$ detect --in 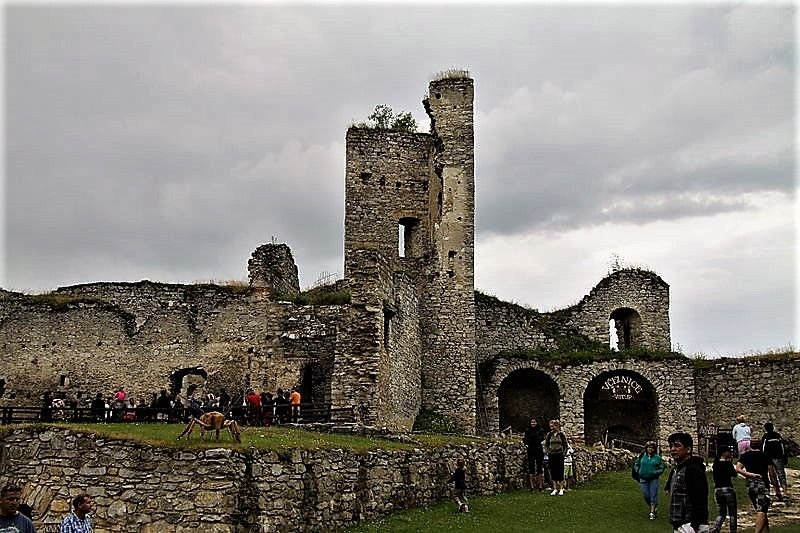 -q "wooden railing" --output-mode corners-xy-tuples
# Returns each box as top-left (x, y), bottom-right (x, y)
(0, 404), (354, 426)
